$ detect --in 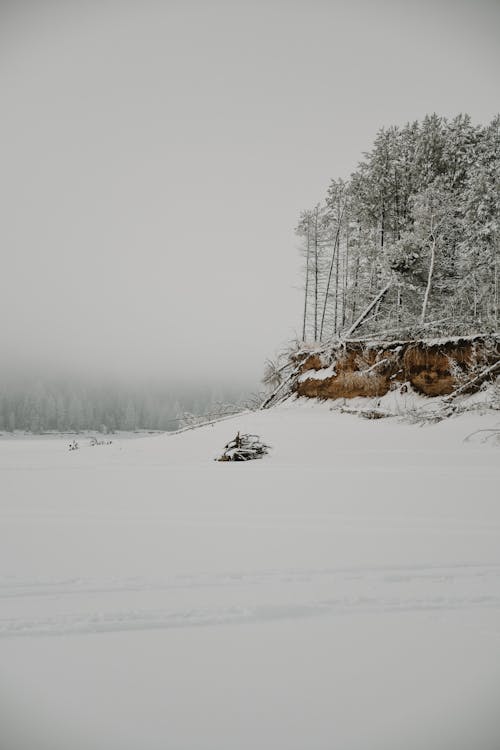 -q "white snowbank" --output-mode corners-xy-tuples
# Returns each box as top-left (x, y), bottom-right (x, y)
(297, 363), (337, 382)
(288, 380), (499, 420)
